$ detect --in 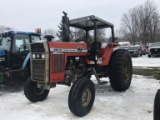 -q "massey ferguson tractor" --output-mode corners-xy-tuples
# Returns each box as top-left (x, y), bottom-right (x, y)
(0, 30), (41, 85)
(24, 12), (132, 117)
